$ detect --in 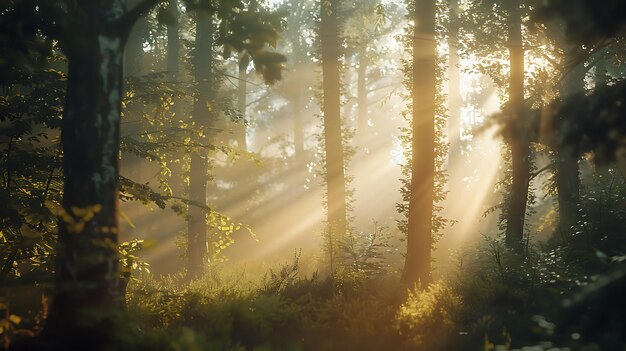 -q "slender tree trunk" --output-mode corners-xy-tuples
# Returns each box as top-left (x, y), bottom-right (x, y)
(237, 55), (248, 151)
(166, 0), (182, 142)
(187, 11), (214, 278)
(556, 46), (584, 236)
(320, 0), (348, 269)
(167, 0), (180, 80)
(45, 0), (126, 343)
(505, 0), (529, 253)
(447, 0), (462, 171)
(125, 0), (146, 78)
(402, 0), (436, 288)
(122, 0), (148, 182)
